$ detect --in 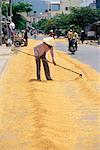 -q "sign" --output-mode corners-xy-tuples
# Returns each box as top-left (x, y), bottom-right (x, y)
(87, 31), (96, 37)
